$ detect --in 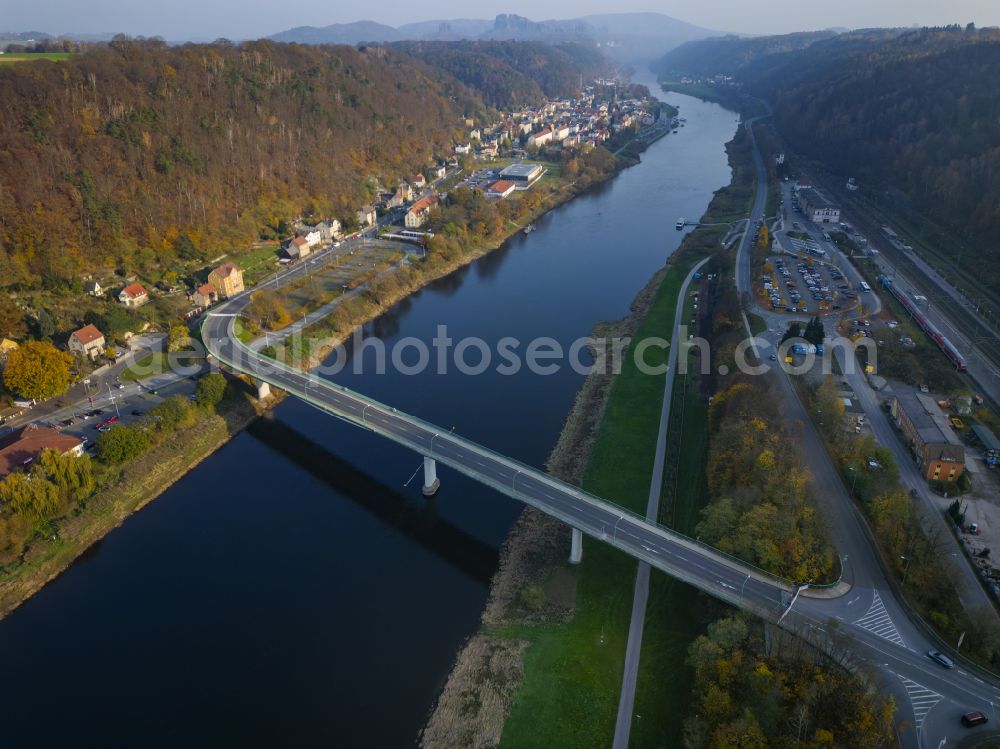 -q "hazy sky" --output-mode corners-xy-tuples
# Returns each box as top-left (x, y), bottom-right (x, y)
(5, 0), (1000, 41)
